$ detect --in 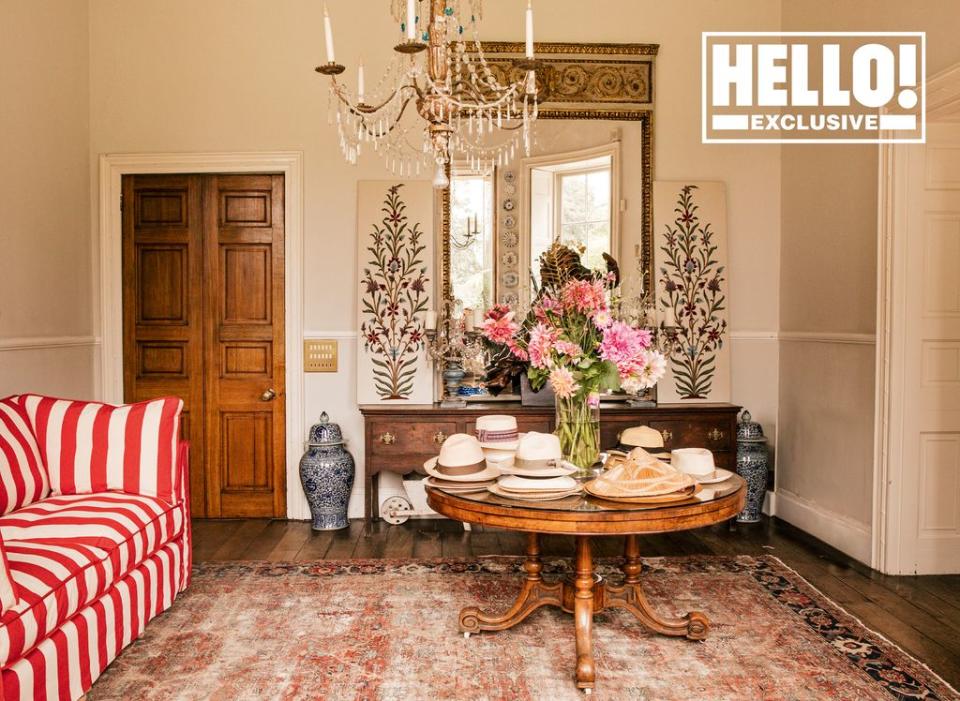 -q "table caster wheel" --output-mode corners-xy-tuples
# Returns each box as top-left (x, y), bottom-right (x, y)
(463, 632), (471, 639)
